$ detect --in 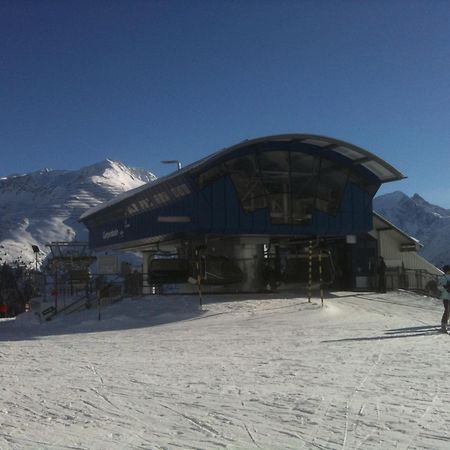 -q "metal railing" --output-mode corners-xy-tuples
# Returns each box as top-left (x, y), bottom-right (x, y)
(29, 265), (443, 321)
(37, 273), (135, 320)
(385, 267), (440, 296)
